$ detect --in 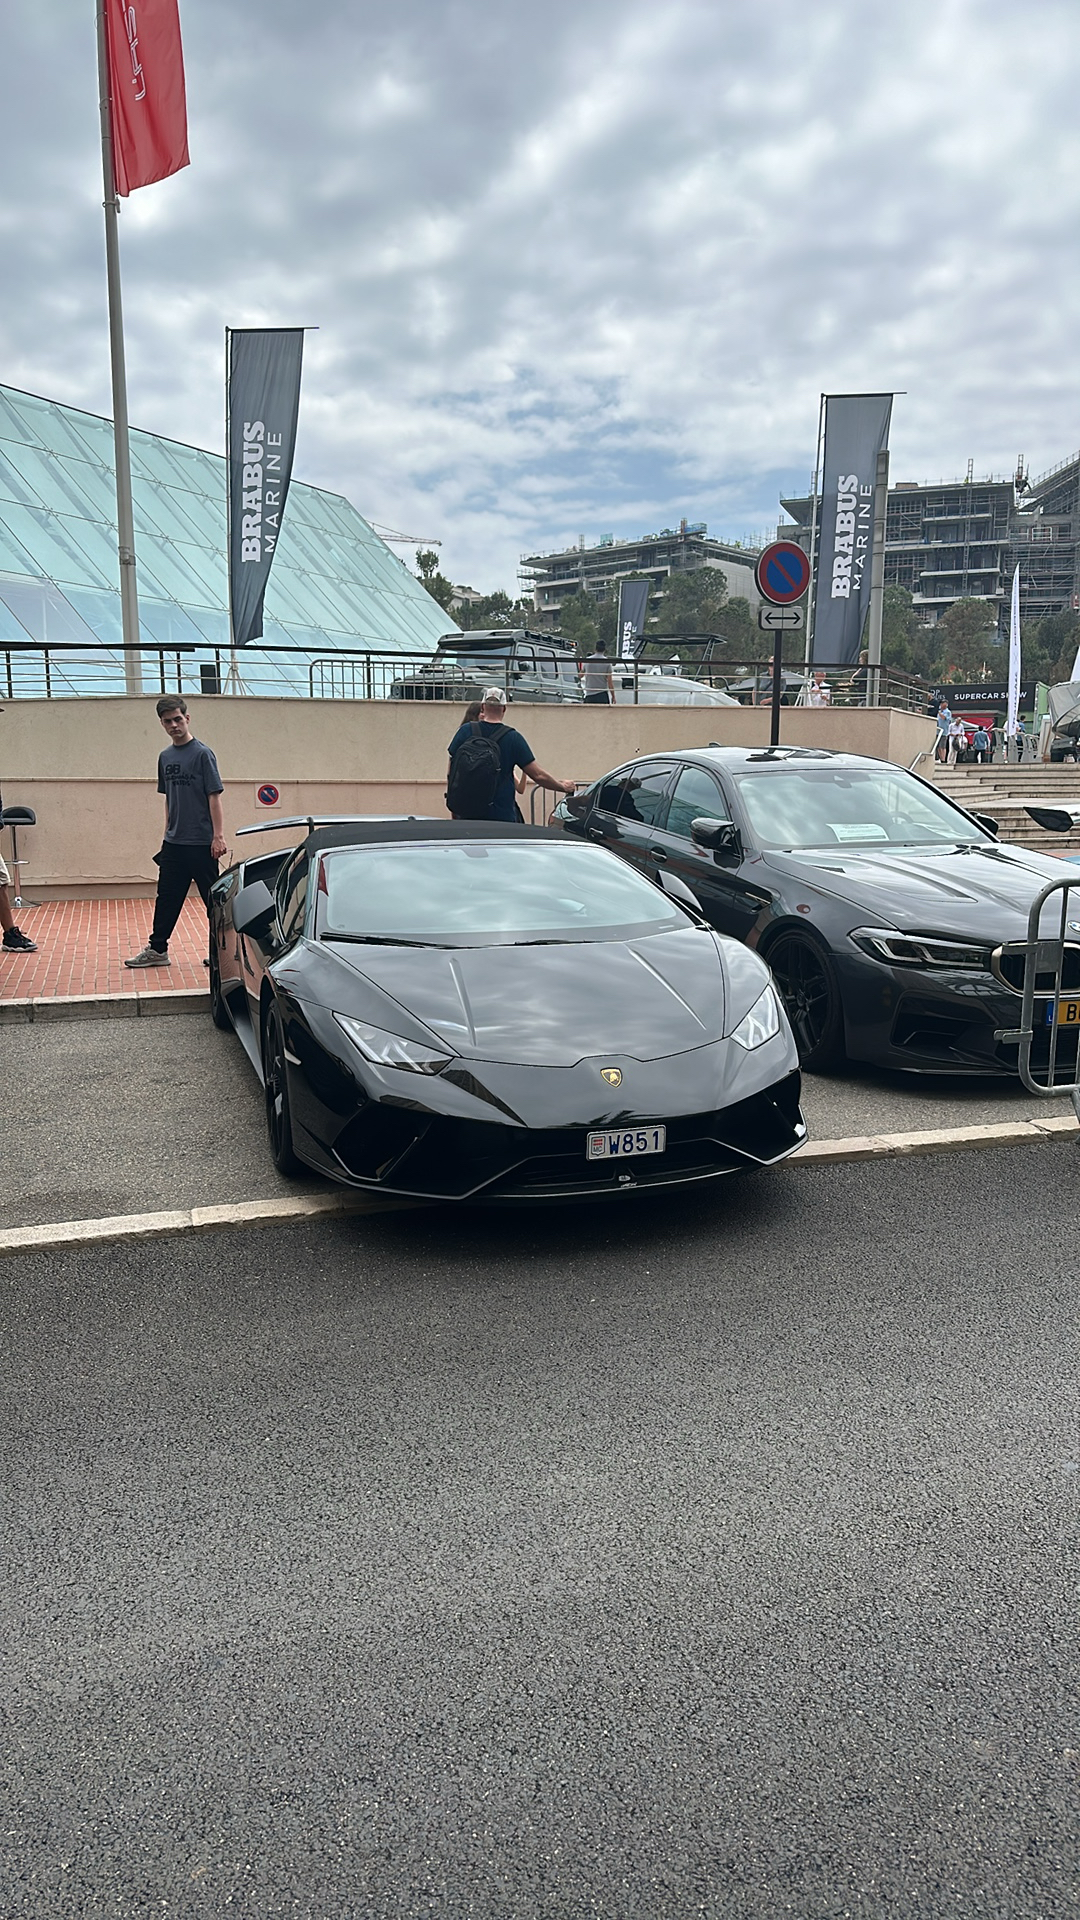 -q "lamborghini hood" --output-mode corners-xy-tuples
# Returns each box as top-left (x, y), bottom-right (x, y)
(320, 929), (744, 1066)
